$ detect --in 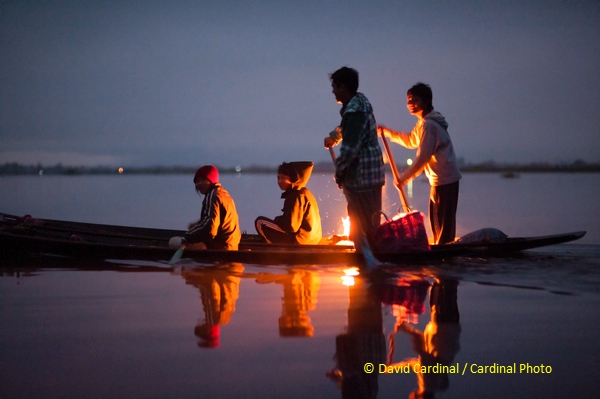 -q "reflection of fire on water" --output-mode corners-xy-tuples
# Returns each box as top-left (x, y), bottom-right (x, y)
(341, 267), (360, 286)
